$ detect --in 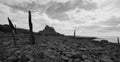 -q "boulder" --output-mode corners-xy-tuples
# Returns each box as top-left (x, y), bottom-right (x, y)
(74, 58), (81, 62)
(61, 55), (69, 60)
(100, 55), (113, 62)
(7, 56), (17, 62)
